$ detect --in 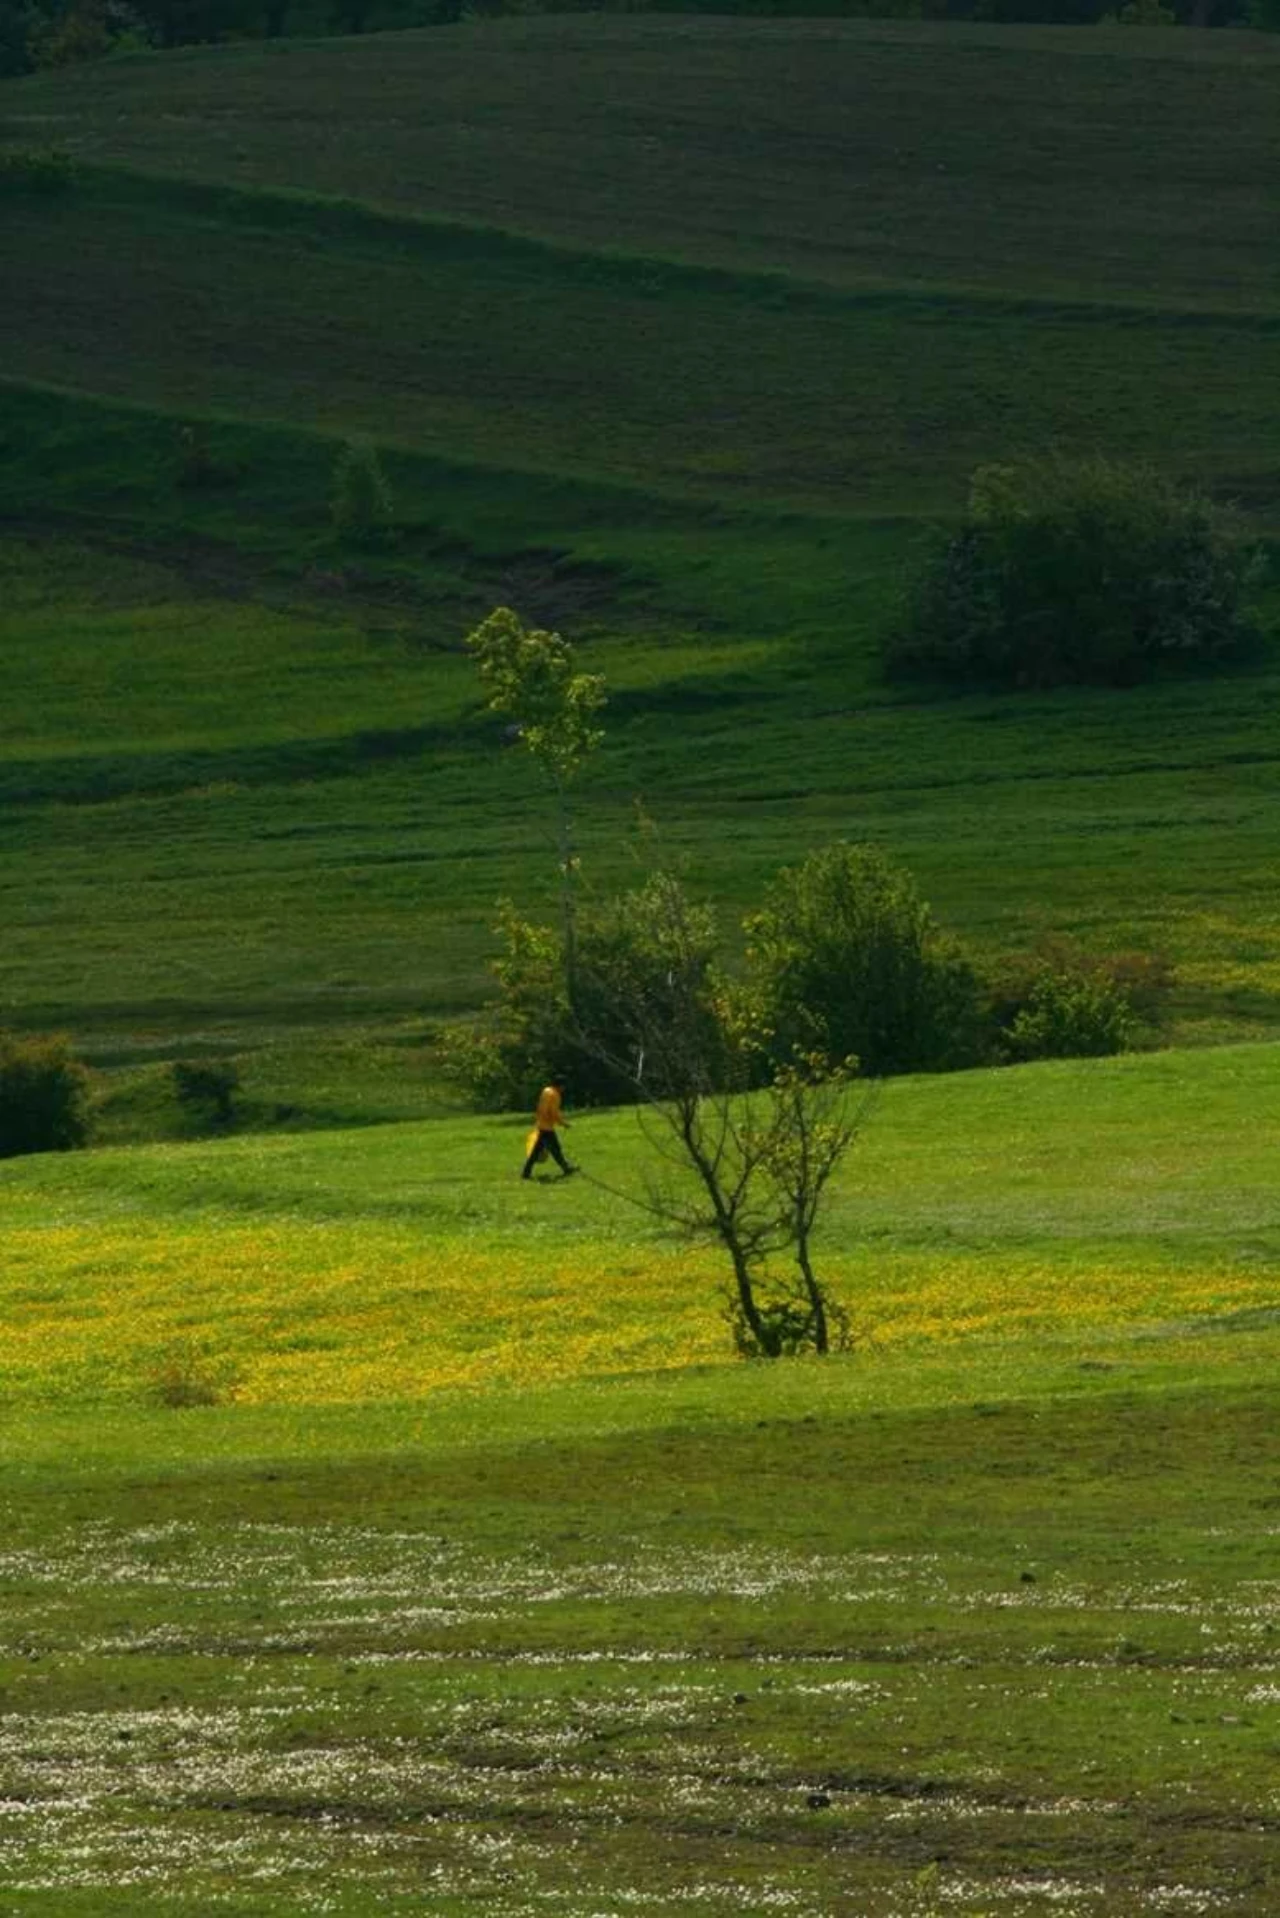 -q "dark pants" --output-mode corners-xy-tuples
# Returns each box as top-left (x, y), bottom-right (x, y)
(522, 1129), (570, 1178)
